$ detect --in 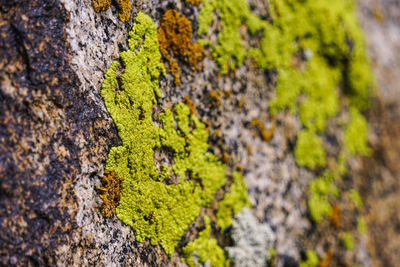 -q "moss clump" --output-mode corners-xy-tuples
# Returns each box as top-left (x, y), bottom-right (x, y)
(158, 9), (205, 86)
(101, 12), (226, 257)
(308, 171), (339, 223)
(182, 216), (229, 267)
(295, 129), (326, 169)
(216, 172), (251, 232)
(341, 232), (354, 251)
(99, 170), (124, 218)
(300, 250), (319, 267)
